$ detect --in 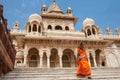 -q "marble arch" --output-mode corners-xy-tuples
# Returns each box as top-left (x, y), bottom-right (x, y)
(27, 48), (40, 67)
